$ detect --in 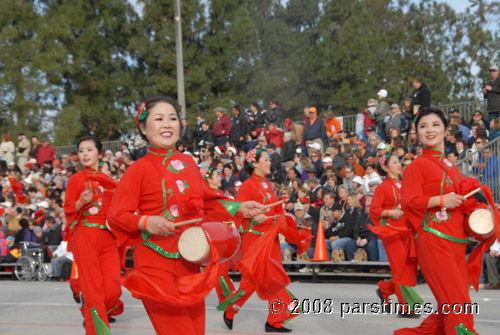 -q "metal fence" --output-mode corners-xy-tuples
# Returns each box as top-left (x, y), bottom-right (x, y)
(55, 141), (123, 157)
(456, 136), (500, 203)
